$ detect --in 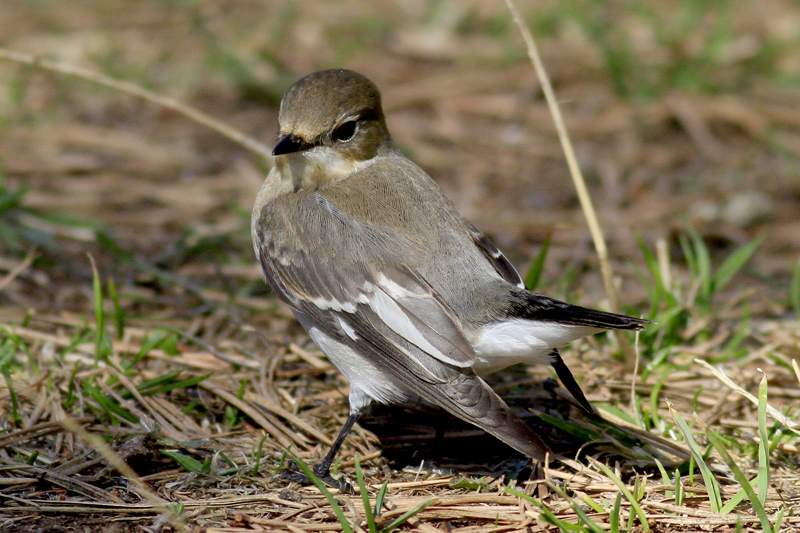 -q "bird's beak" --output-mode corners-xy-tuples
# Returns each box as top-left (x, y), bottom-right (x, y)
(273, 134), (314, 156)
